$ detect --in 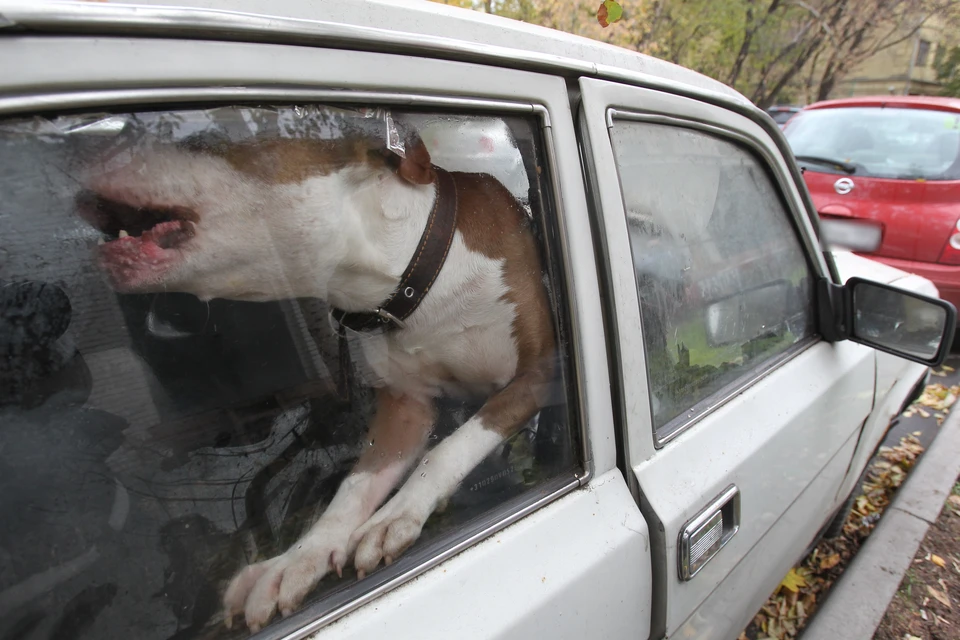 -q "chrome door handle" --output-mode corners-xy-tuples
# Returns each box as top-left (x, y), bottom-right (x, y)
(678, 485), (740, 580)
